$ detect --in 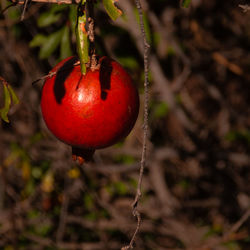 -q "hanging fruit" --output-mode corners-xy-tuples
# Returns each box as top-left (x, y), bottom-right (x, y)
(40, 56), (139, 163)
